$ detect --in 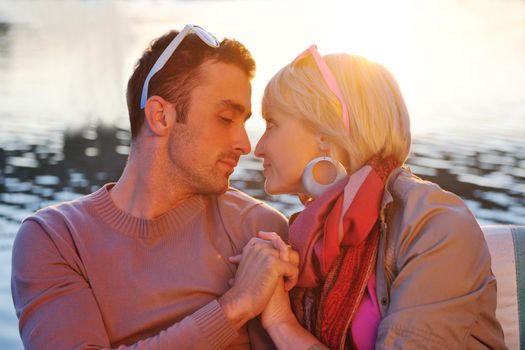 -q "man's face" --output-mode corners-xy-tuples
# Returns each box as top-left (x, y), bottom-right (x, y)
(167, 61), (252, 194)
